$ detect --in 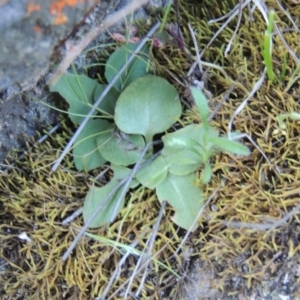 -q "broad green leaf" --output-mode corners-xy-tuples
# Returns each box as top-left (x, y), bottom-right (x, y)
(156, 173), (204, 231)
(115, 75), (181, 143)
(50, 73), (120, 124)
(202, 162), (212, 184)
(94, 84), (120, 116)
(136, 155), (168, 189)
(50, 73), (98, 124)
(97, 128), (145, 166)
(209, 137), (250, 155)
(73, 119), (110, 171)
(83, 165), (137, 228)
(105, 43), (150, 91)
(190, 87), (209, 127)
